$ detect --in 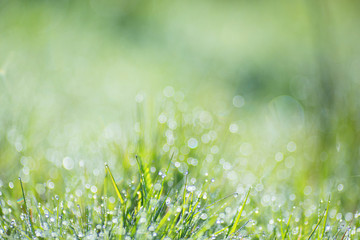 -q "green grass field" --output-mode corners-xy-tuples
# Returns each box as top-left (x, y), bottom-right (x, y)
(1, 0), (360, 239)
